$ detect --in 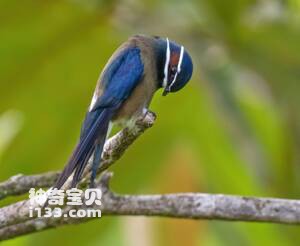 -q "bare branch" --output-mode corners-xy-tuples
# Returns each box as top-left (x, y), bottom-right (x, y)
(1, 172), (300, 241)
(0, 172), (59, 200)
(1, 110), (300, 241)
(0, 111), (156, 200)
